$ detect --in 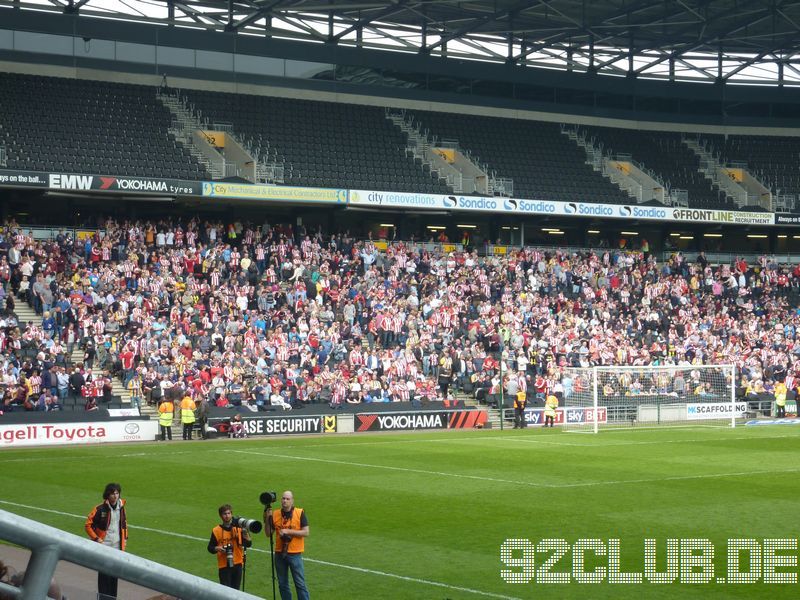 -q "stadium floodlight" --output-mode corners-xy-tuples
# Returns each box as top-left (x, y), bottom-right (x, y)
(562, 365), (738, 433)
